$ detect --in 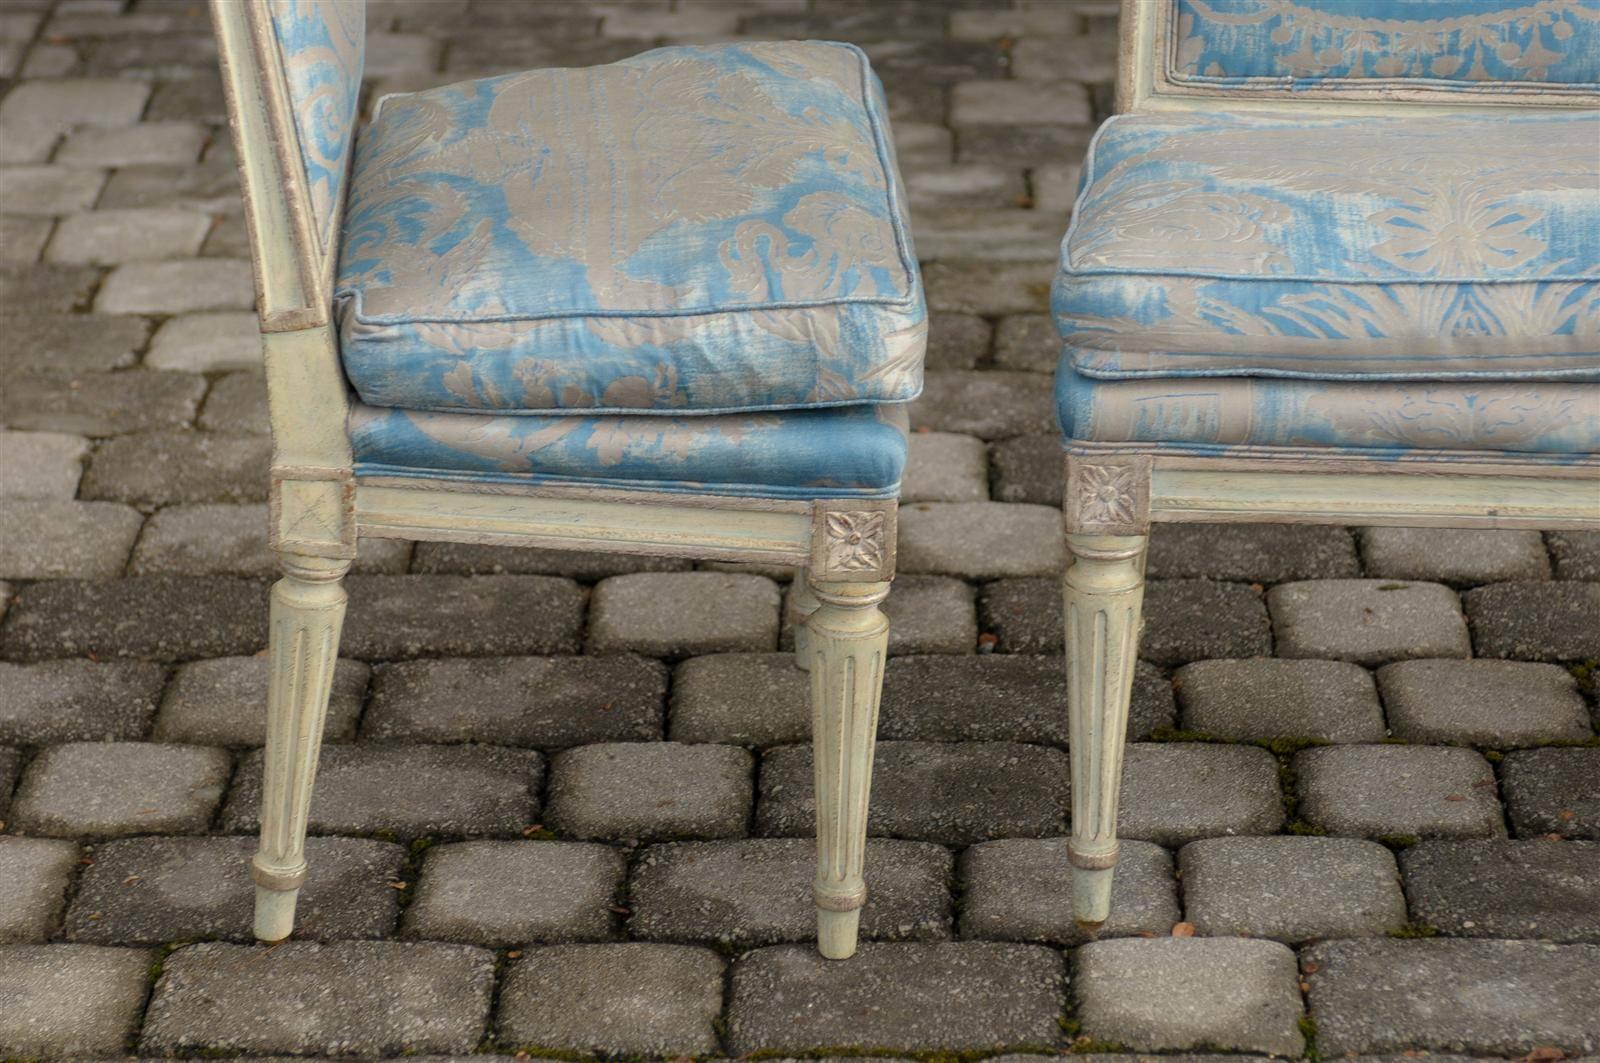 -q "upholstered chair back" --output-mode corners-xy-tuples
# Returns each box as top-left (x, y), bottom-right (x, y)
(1124, 0), (1600, 110)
